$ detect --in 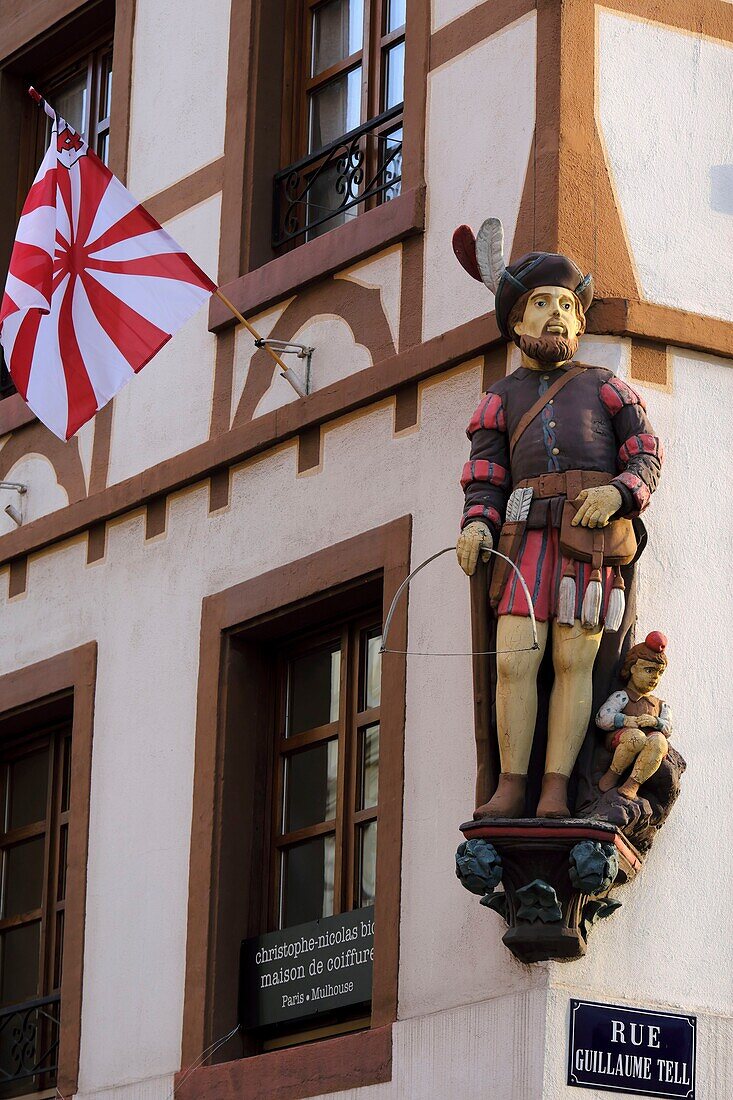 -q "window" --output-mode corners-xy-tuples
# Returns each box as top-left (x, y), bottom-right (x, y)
(273, 0), (406, 247)
(183, 520), (409, 1090)
(36, 43), (113, 165)
(0, 8), (114, 404)
(0, 724), (70, 1095)
(273, 618), (382, 932)
(0, 643), (96, 1100)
